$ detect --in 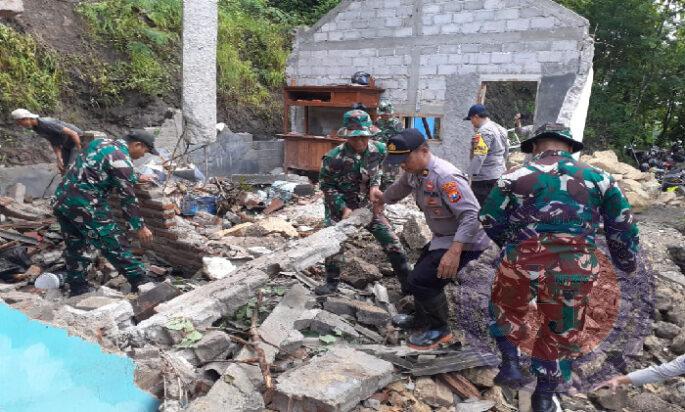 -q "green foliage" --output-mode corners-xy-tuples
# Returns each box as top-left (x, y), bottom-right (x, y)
(76, 0), (292, 108)
(556, 0), (685, 149)
(268, 0), (342, 25)
(0, 24), (61, 114)
(166, 317), (204, 348)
